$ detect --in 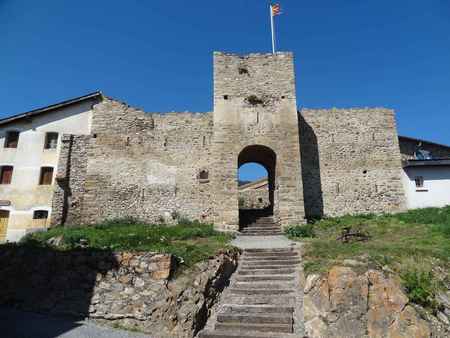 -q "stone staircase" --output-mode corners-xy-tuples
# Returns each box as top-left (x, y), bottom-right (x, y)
(240, 216), (282, 236)
(199, 248), (302, 338)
